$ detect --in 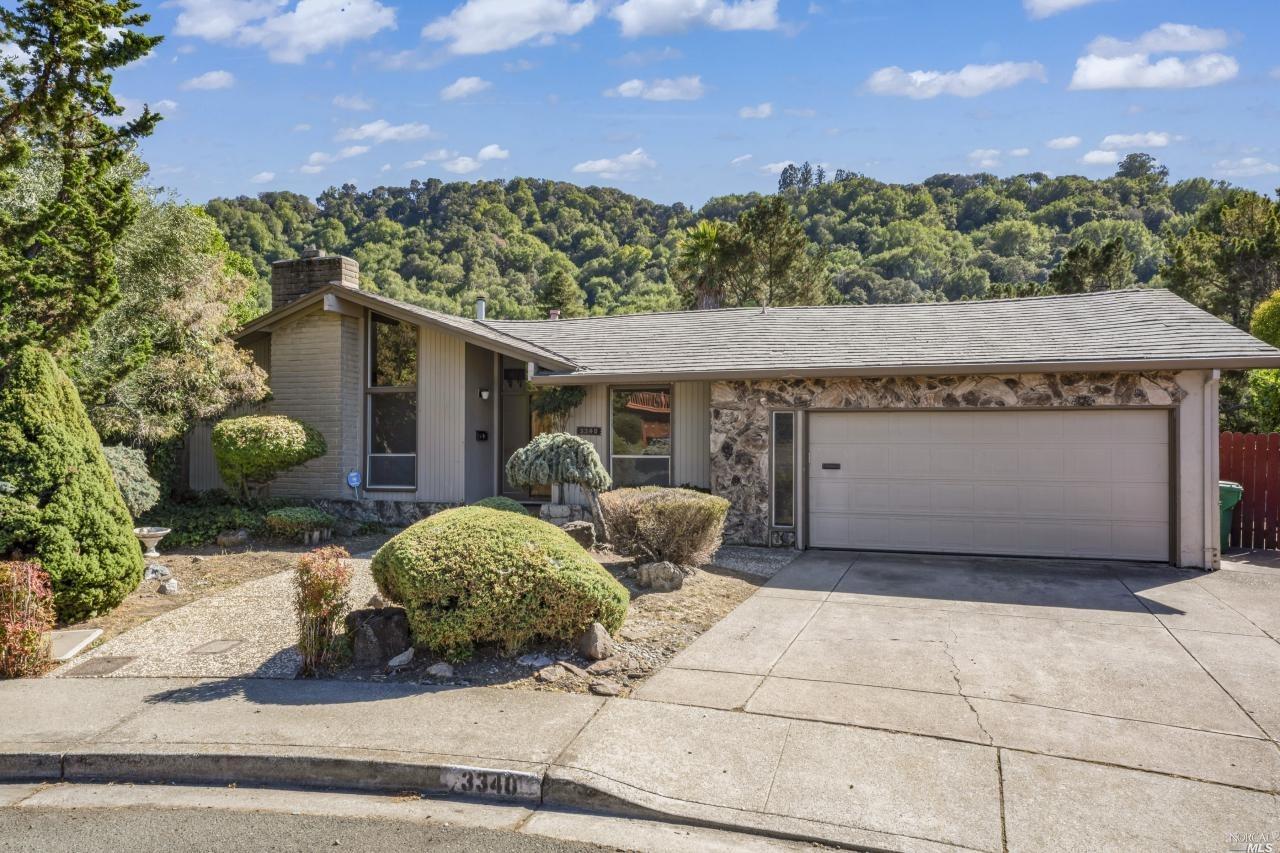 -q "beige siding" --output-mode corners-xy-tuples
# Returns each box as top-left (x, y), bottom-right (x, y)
(419, 323), (466, 503)
(186, 421), (227, 492)
(673, 380), (711, 488)
(563, 384), (610, 505)
(270, 310), (355, 499)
